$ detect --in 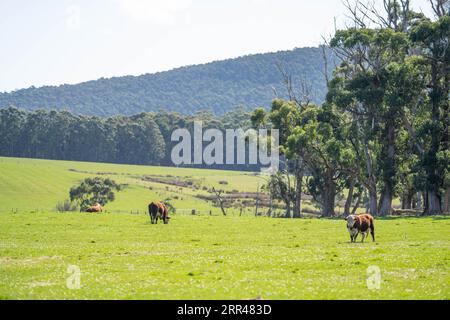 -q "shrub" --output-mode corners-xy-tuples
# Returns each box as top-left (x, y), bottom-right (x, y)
(69, 177), (122, 211)
(56, 199), (78, 212)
